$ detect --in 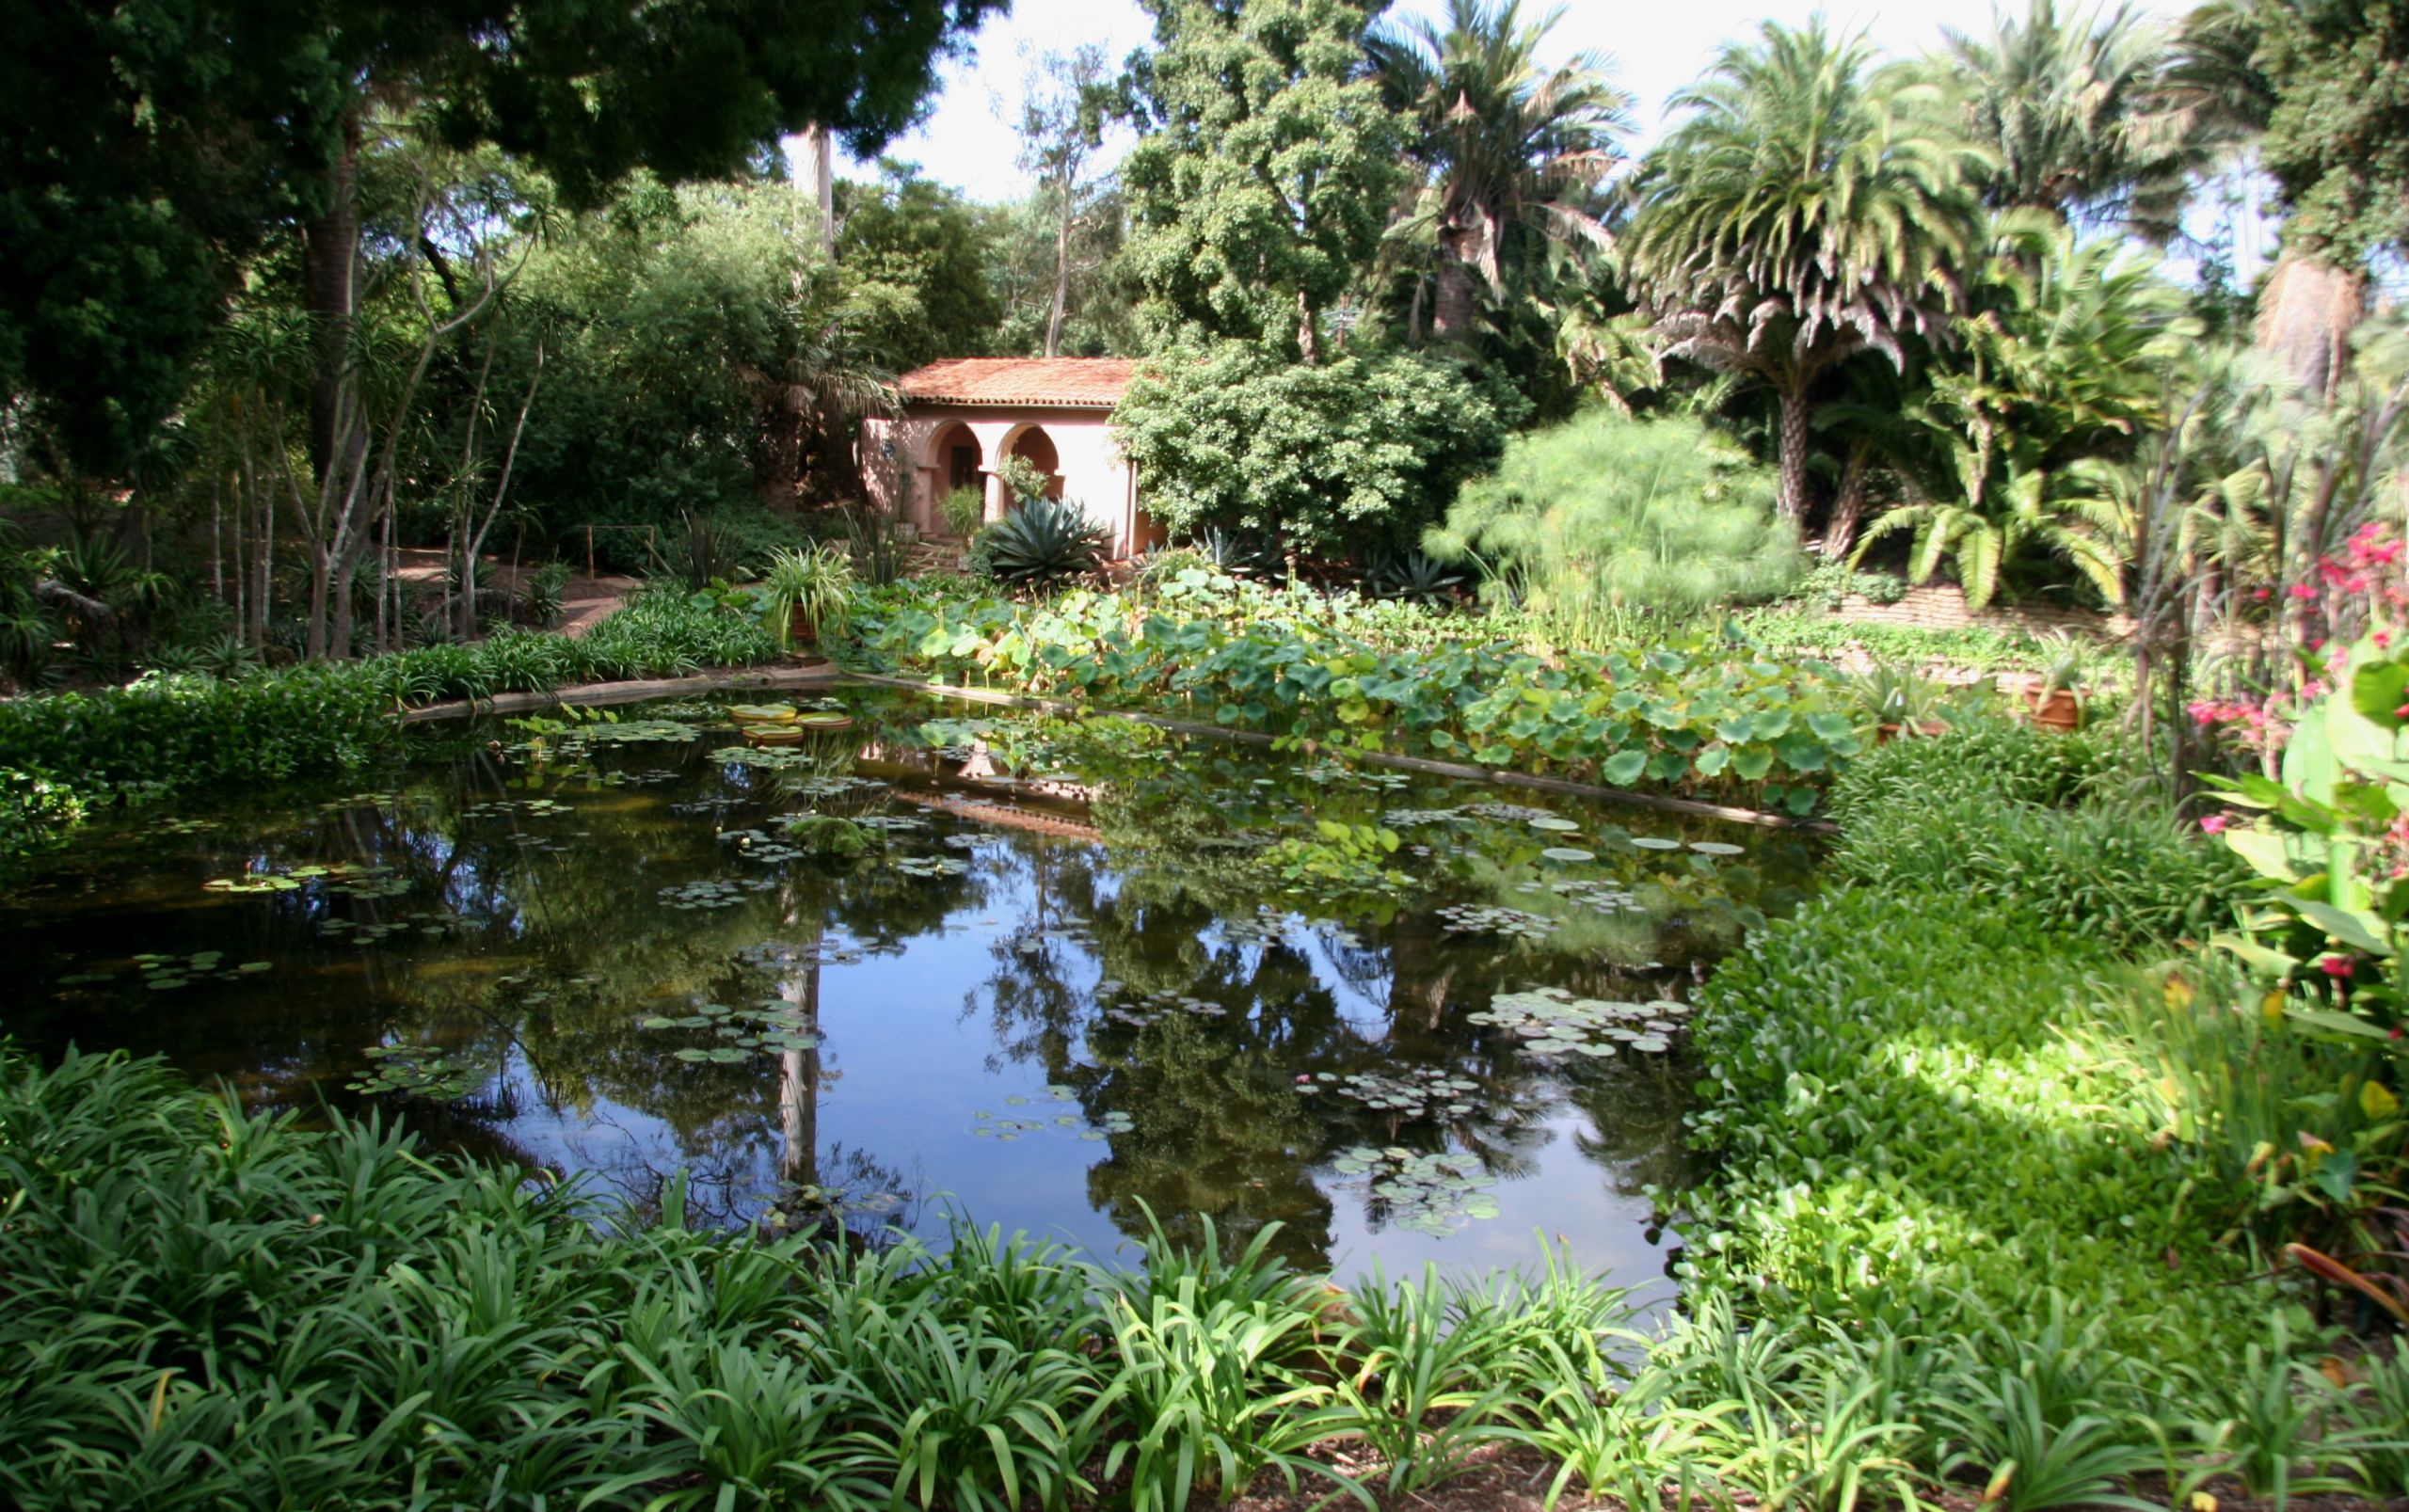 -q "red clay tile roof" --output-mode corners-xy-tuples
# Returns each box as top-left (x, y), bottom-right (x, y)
(897, 358), (1138, 409)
